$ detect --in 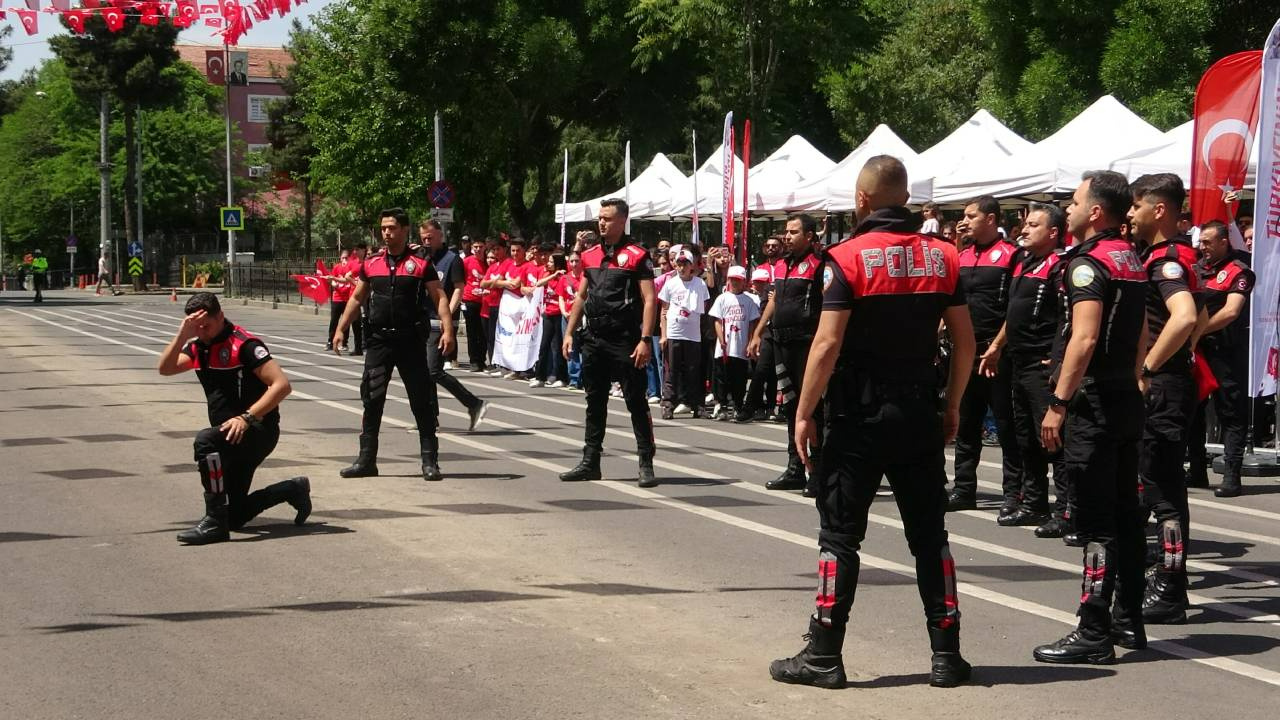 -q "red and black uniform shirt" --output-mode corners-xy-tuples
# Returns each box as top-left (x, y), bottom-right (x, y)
(770, 247), (825, 338)
(461, 254), (486, 303)
(181, 323), (278, 427)
(823, 207), (965, 384)
(958, 237), (1019, 343)
(1051, 231), (1147, 384)
(1140, 237), (1201, 370)
(1199, 250), (1255, 353)
(1004, 249), (1063, 358)
(359, 246), (436, 330)
(581, 238), (654, 338)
